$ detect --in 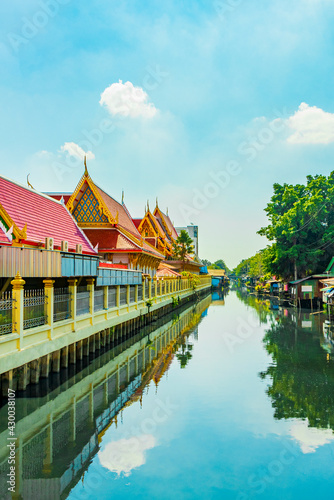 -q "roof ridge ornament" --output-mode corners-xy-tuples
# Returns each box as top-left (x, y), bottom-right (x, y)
(122, 190), (124, 204)
(84, 156), (88, 176)
(27, 174), (35, 190)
